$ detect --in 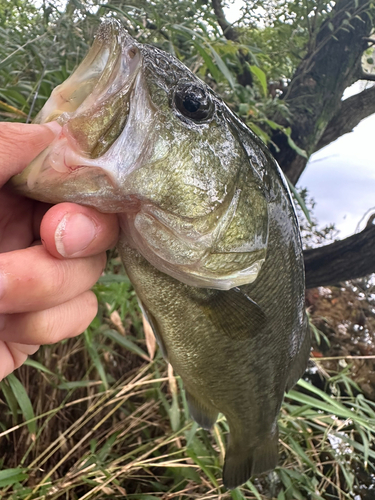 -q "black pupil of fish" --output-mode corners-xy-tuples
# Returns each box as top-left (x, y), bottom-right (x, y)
(183, 95), (201, 113)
